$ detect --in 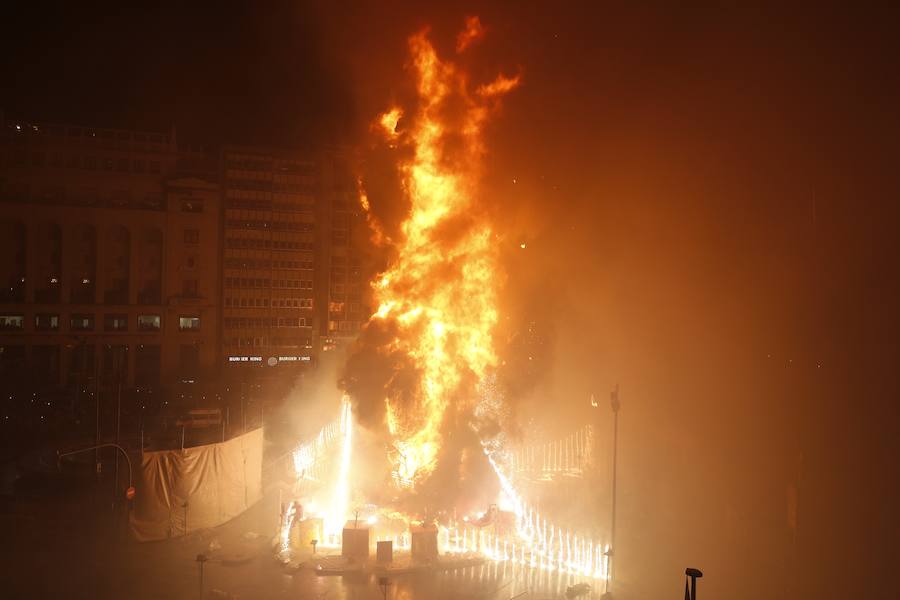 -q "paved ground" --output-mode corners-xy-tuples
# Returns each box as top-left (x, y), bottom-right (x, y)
(0, 437), (611, 600)
(1, 469), (607, 600)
